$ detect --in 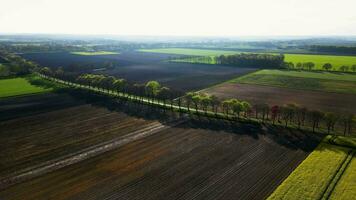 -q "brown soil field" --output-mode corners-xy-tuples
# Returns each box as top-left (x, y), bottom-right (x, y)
(0, 93), (158, 177)
(23, 51), (256, 92)
(0, 120), (321, 200)
(204, 83), (356, 114)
